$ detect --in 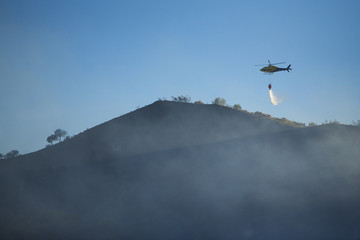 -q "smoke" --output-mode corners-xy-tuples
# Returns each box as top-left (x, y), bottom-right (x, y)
(269, 89), (284, 105)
